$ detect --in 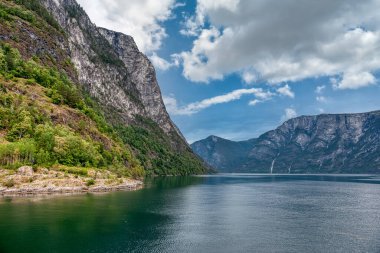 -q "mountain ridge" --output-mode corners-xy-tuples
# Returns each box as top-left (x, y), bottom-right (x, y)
(192, 110), (380, 173)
